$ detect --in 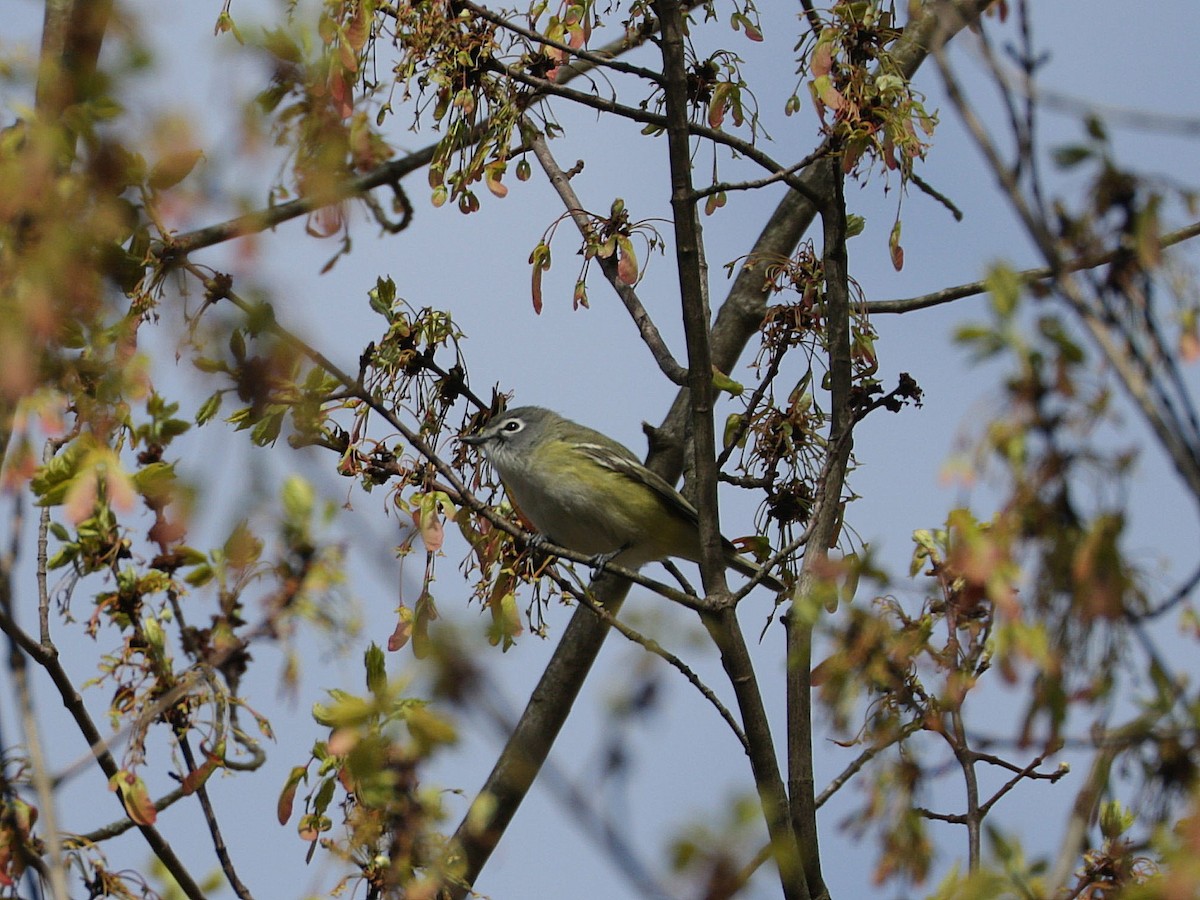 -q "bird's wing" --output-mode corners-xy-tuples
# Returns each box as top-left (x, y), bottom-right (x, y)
(575, 441), (701, 525)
